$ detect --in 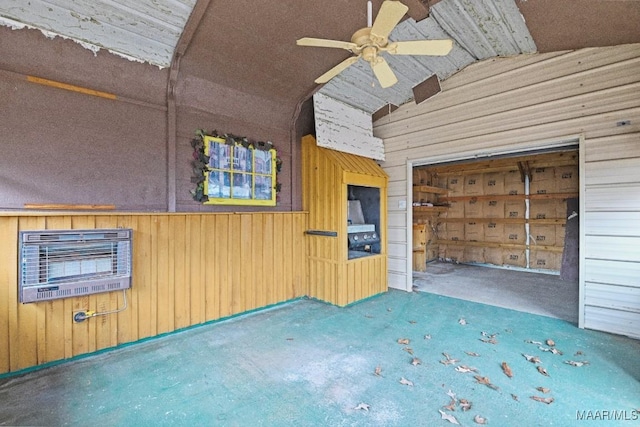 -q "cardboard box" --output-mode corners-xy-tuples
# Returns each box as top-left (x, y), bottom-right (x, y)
(464, 246), (485, 264)
(504, 223), (525, 244)
(448, 175), (464, 196)
(504, 170), (524, 195)
(445, 222), (464, 242)
(504, 200), (525, 219)
(556, 166), (579, 192)
(465, 221), (485, 242)
(530, 250), (560, 271)
(484, 222), (504, 242)
(465, 173), (484, 195)
(530, 167), (556, 195)
(484, 199), (505, 218)
(484, 247), (503, 265)
(465, 198), (483, 217)
(529, 224), (557, 246)
(447, 200), (465, 218)
(529, 200), (561, 220)
(503, 249), (526, 267)
(483, 172), (505, 195)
